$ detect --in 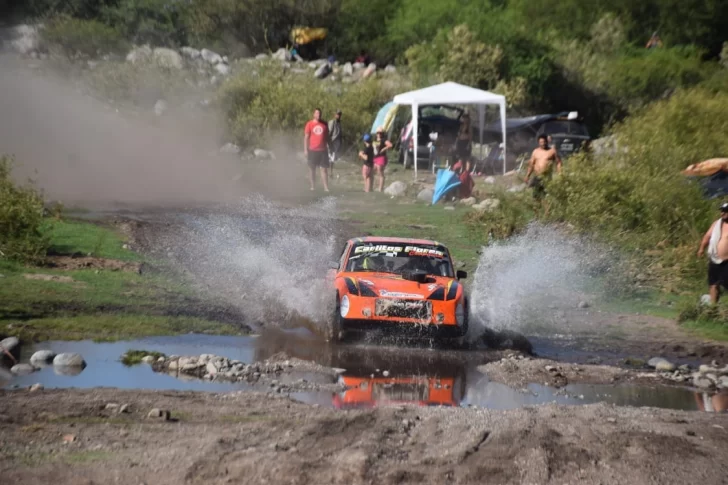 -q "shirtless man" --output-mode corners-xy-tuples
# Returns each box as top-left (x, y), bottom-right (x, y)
(525, 134), (562, 199)
(697, 202), (728, 303)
